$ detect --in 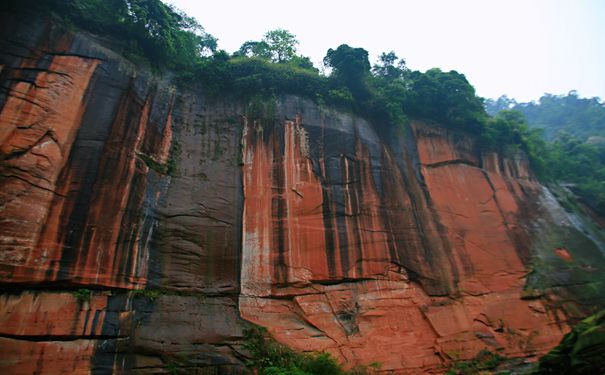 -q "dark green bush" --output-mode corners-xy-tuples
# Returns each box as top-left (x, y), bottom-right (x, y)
(72, 288), (92, 304)
(446, 349), (504, 375)
(244, 326), (344, 375)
